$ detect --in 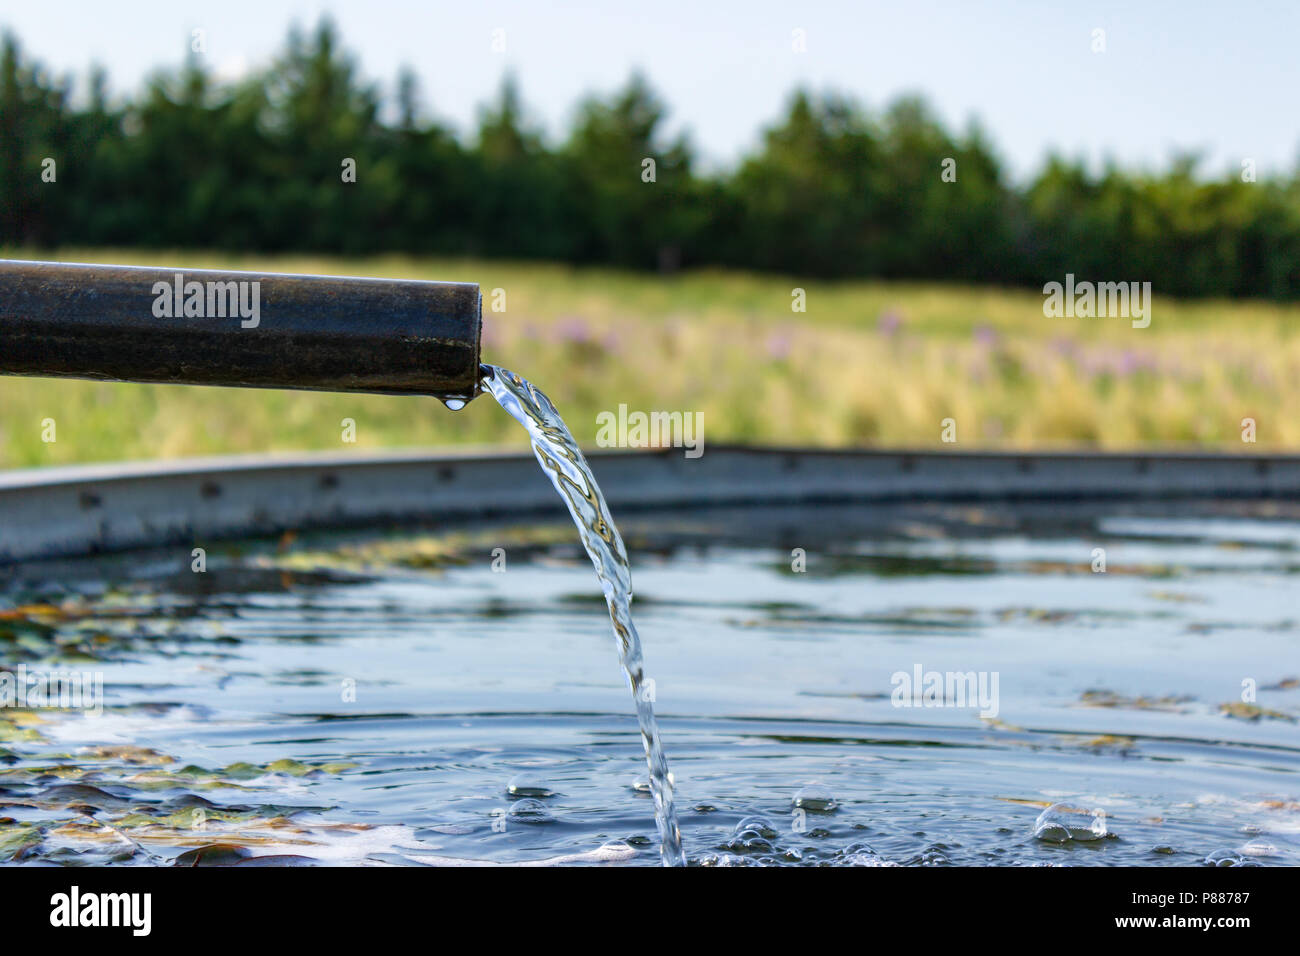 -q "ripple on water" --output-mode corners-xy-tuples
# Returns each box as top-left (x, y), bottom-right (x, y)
(5, 499), (1300, 867)
(506, 798), (555, 824)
